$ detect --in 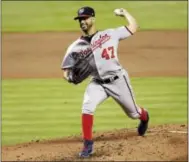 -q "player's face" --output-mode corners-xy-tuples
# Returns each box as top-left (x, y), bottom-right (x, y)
(78, 17), (94, 32)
